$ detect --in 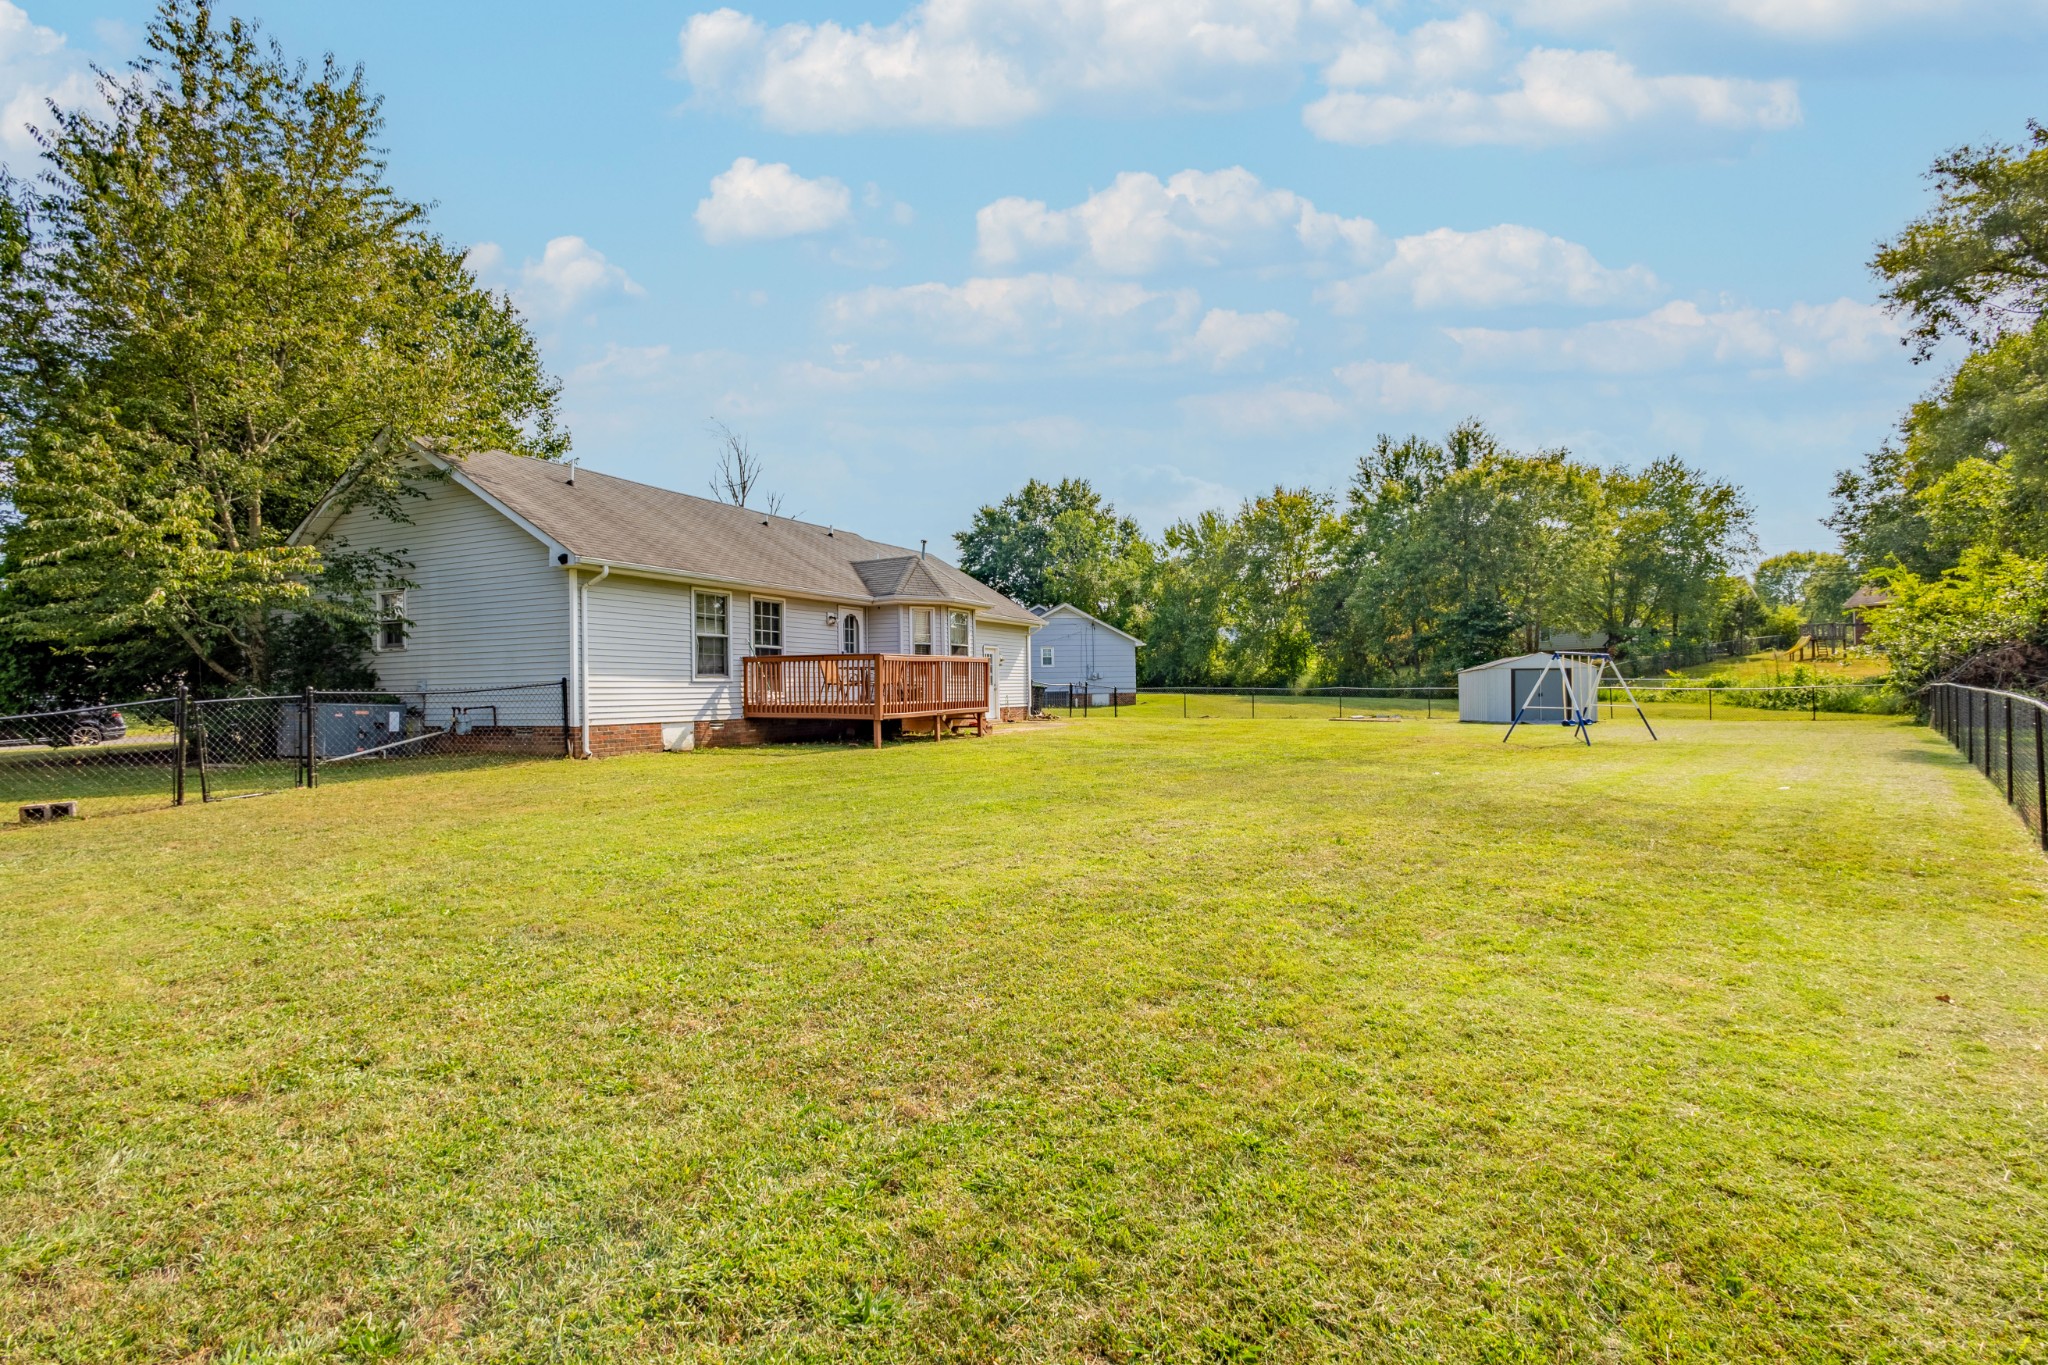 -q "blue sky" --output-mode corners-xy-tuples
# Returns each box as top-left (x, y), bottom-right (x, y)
(9, 1), (2048, 556)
